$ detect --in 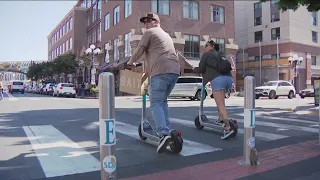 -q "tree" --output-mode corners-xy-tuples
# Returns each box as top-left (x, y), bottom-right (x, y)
(52, 53), (78, 76)
(260, 0), (320, 12)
